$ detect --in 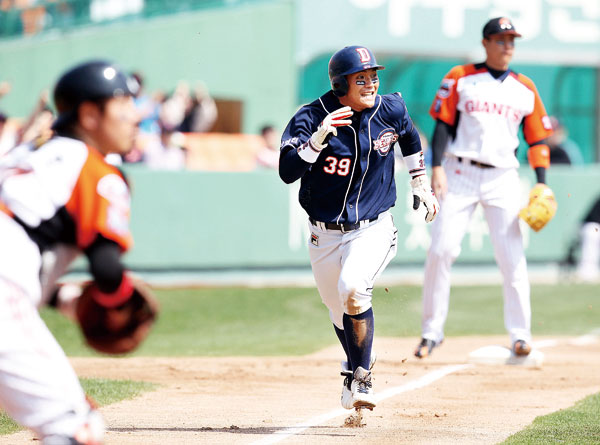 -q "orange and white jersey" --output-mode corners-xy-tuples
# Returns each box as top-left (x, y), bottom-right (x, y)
(0, 136), (132, 252)
(430, 63), (553, 168)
